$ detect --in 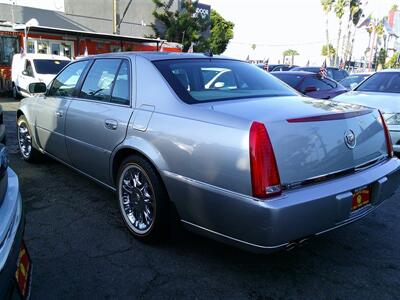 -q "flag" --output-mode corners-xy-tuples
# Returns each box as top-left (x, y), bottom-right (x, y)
(187, 42), (194, 53)
(357, 16), (372, 28)
(263, 58), (269, 71)
(339, 59), (345, 70)
(306, 60), (310, 67)
(319, 60), (328, 77)
(246, 54), (250, 62)
(83, 46), (88, 57)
